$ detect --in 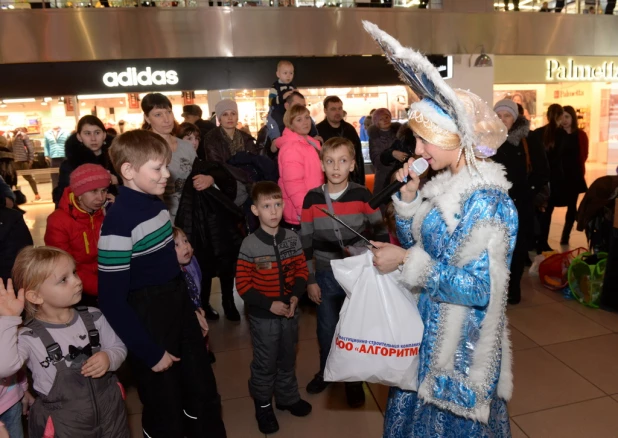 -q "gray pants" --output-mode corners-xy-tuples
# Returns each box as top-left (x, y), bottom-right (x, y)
(248, 314), (300, 405)
(14, 161), (38, 195)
